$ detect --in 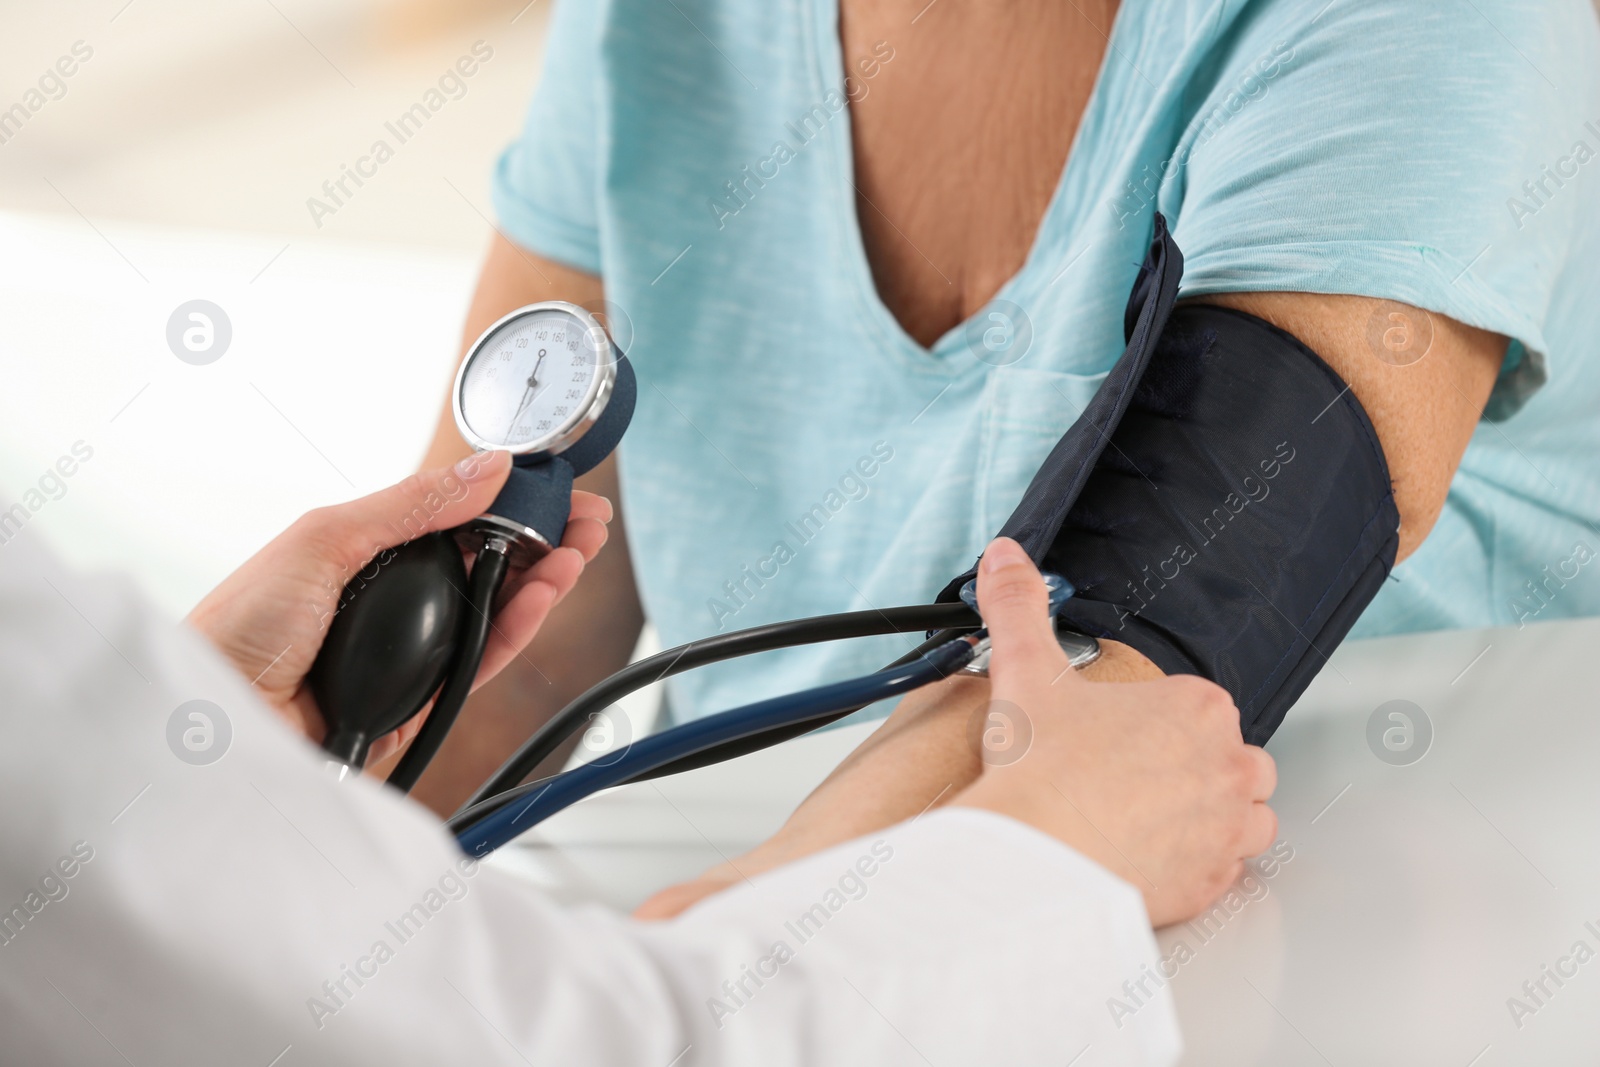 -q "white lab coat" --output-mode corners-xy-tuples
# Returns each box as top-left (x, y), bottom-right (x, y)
(0, 527), (1181, 1065)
